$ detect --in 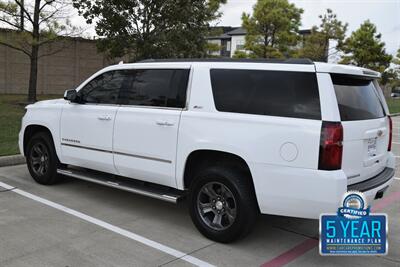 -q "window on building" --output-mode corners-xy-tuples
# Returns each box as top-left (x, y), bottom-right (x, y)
(226, 41), (231, 51)
(236, 40), (245, 51)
